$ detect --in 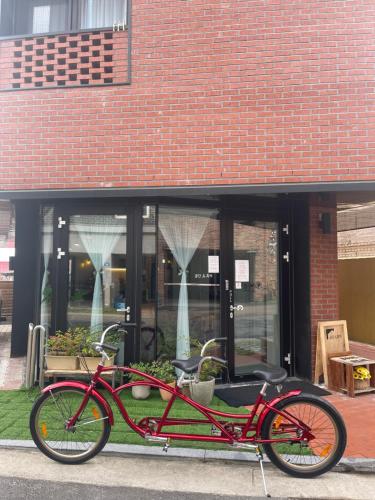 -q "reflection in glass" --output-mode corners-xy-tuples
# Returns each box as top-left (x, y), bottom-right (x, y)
(140, 206), (157, 361)
(158, 206), (220, 360)
(67, 215), (127, 332)
(79, 0), (126, 29)
(40, 207), (54, 331)
(233, 221), (280, 376)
